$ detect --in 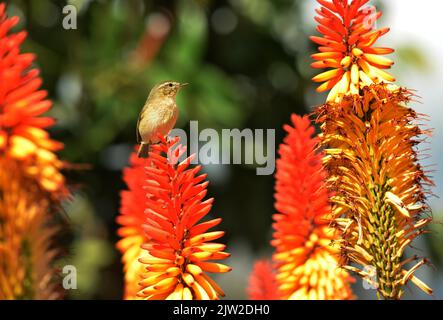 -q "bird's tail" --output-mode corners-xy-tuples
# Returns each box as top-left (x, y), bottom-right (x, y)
(137, 142), (151, 158)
